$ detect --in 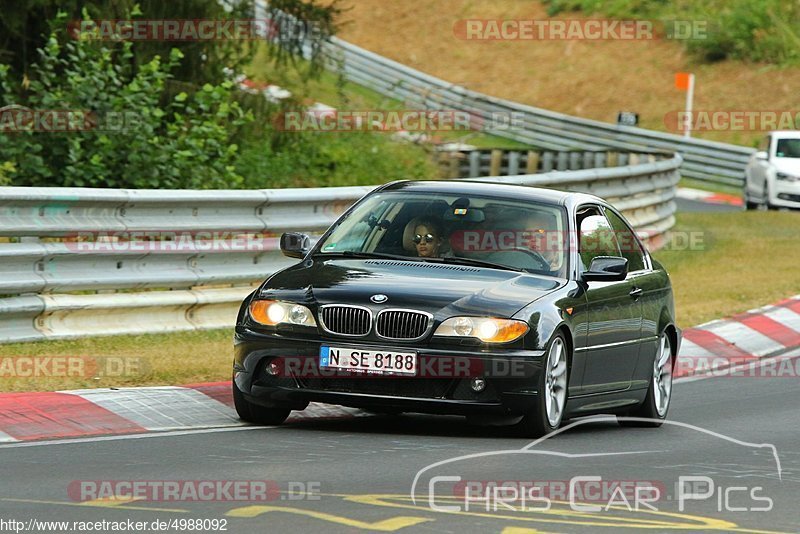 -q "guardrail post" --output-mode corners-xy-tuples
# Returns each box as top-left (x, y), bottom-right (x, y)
(607, 151), (619, 167)
(508, 151), (520, 176)
(490, 149), (503, 177)
(595, 152), (606, 168)
(557, 152), (569, 171)
(542, 152), (555, 172)
(569, 152), (581, 170)
(583, 152), (593, 169)
(526, 151), (540, 174)
(469, 151), (481, 177)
